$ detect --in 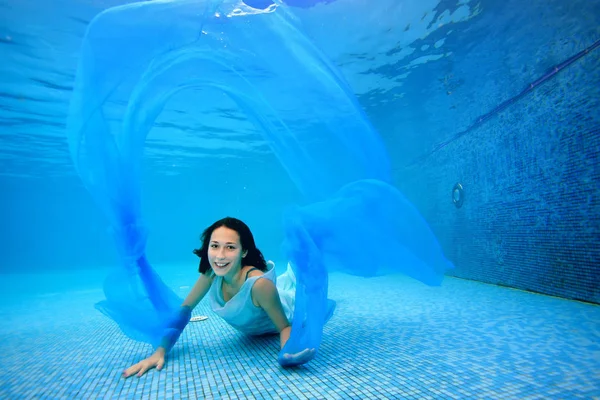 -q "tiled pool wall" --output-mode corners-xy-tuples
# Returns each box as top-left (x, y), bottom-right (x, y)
(391, 43), (600, 304)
